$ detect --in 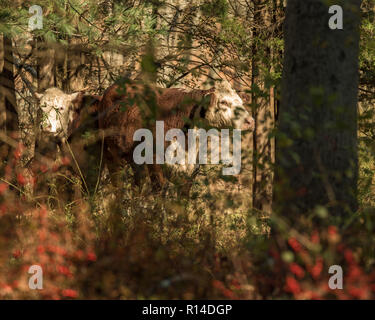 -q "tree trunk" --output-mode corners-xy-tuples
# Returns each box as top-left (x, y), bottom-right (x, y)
(36, 39), (55, 143)
(274, 0), (361, 224)
(37, 40), (55, 92)
(251, 0), (274, 214)
(0, 35), (19, 134)
(0, 34), (19, 191)
(68, 38), (84, 92)
(33, 39), (57, 197)
(0, 34), (19, 156)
